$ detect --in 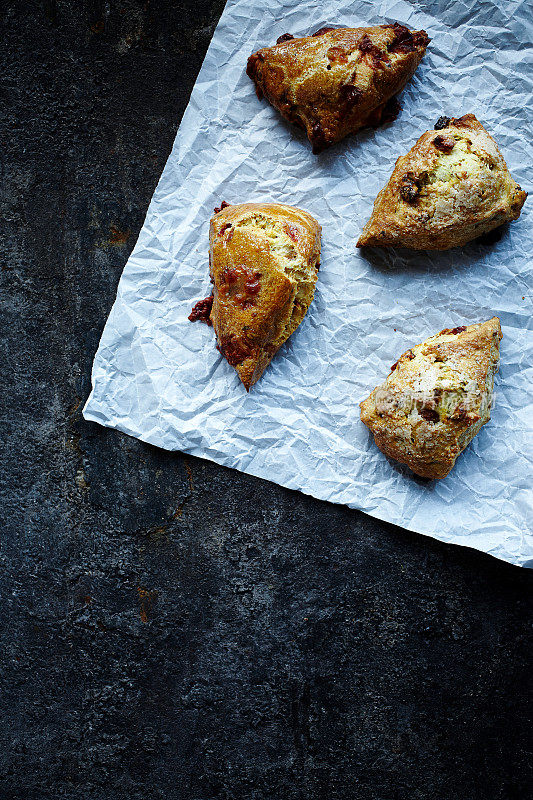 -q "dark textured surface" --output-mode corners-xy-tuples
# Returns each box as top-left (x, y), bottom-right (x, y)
(1, 2), (532, 798)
